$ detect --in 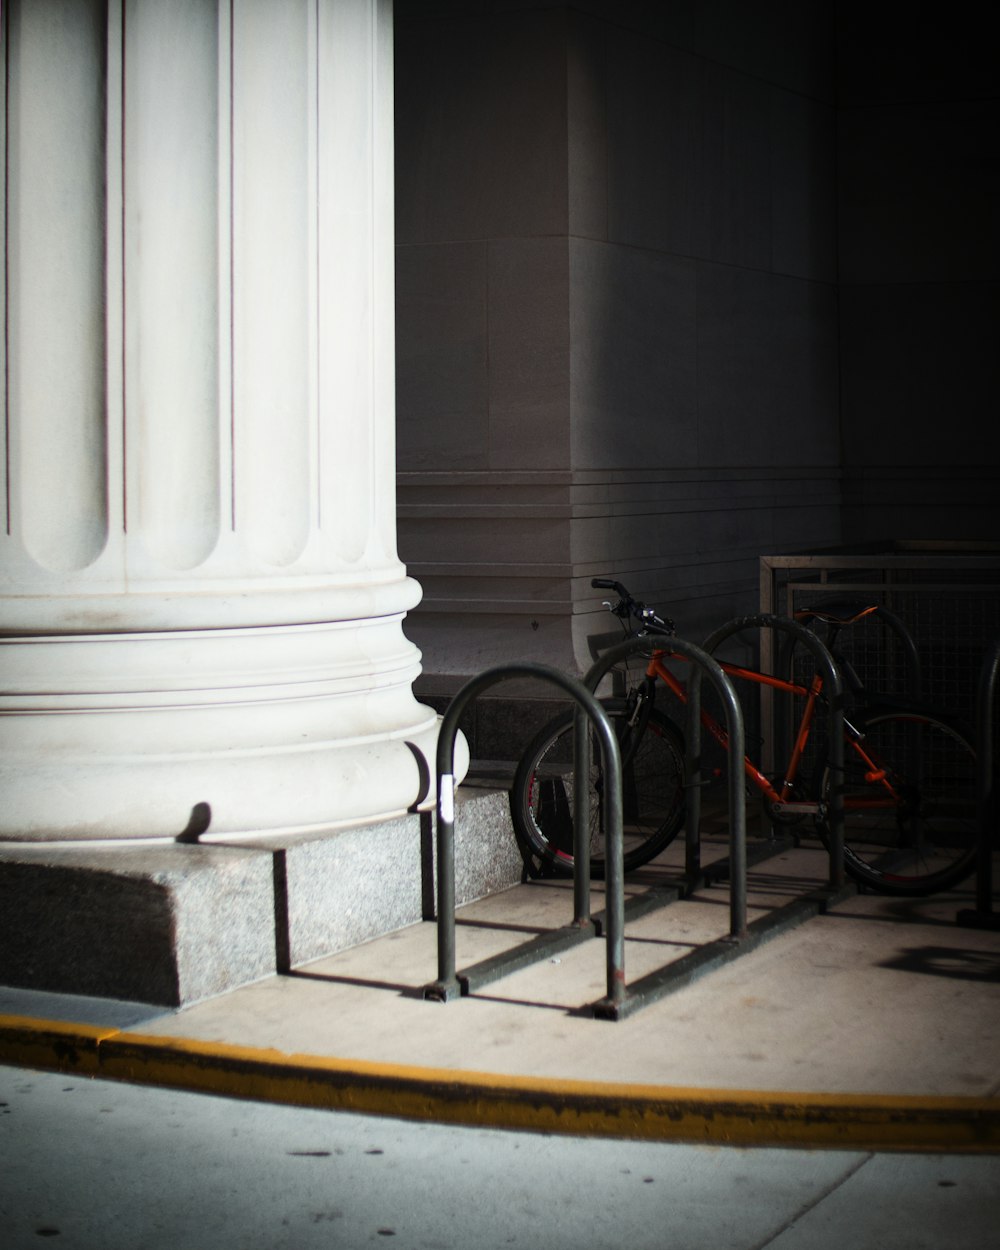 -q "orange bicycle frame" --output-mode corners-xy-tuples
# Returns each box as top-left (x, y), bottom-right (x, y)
(642, 650), (901, 814)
